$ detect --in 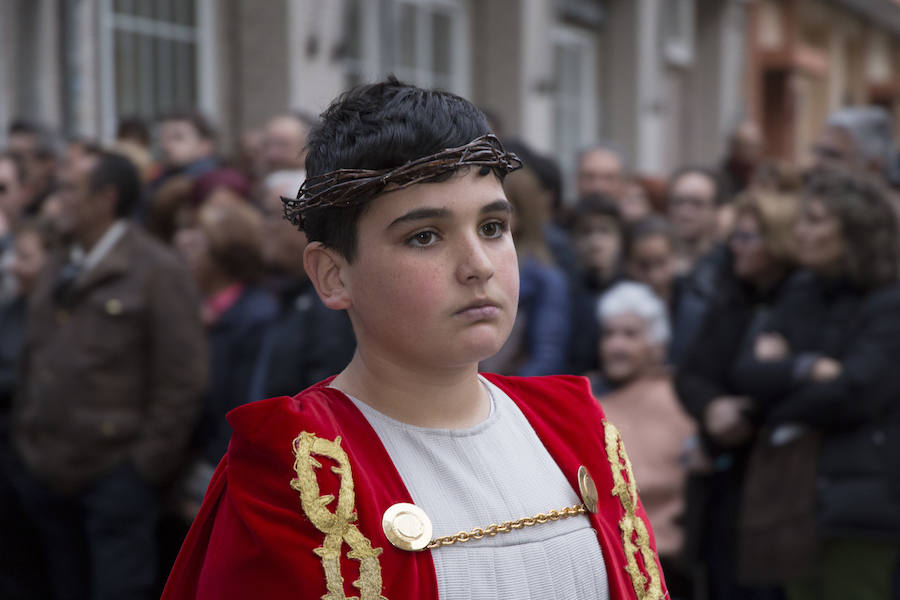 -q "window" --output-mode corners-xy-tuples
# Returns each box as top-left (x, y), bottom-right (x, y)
(344, 0), (468, 95)
(110, 0), (197, 118)
(556, 0), (605, 27)
(663, 0), (695, 66)
(99, 0), (215, 140)
(552, 26), (598, 200)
